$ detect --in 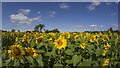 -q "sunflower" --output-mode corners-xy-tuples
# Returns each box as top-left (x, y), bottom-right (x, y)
(25, 47), (38, 58)
(16, 37), (18, 41)
(74, 35), (79, 41)
(63, 32), (70, 39)
(47, 37), (52, 41)
(102, 59), (109, 68)
(54, 37), (67, 49)
(22, 34), (28, 42)
(90, 36), (96, 43)
(8, 45), (25, 60)
(102, 43), (111, 56)
(102, 35), (109, 42)
(36, 36), (44, 45)
(80, 43), (85, 49)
